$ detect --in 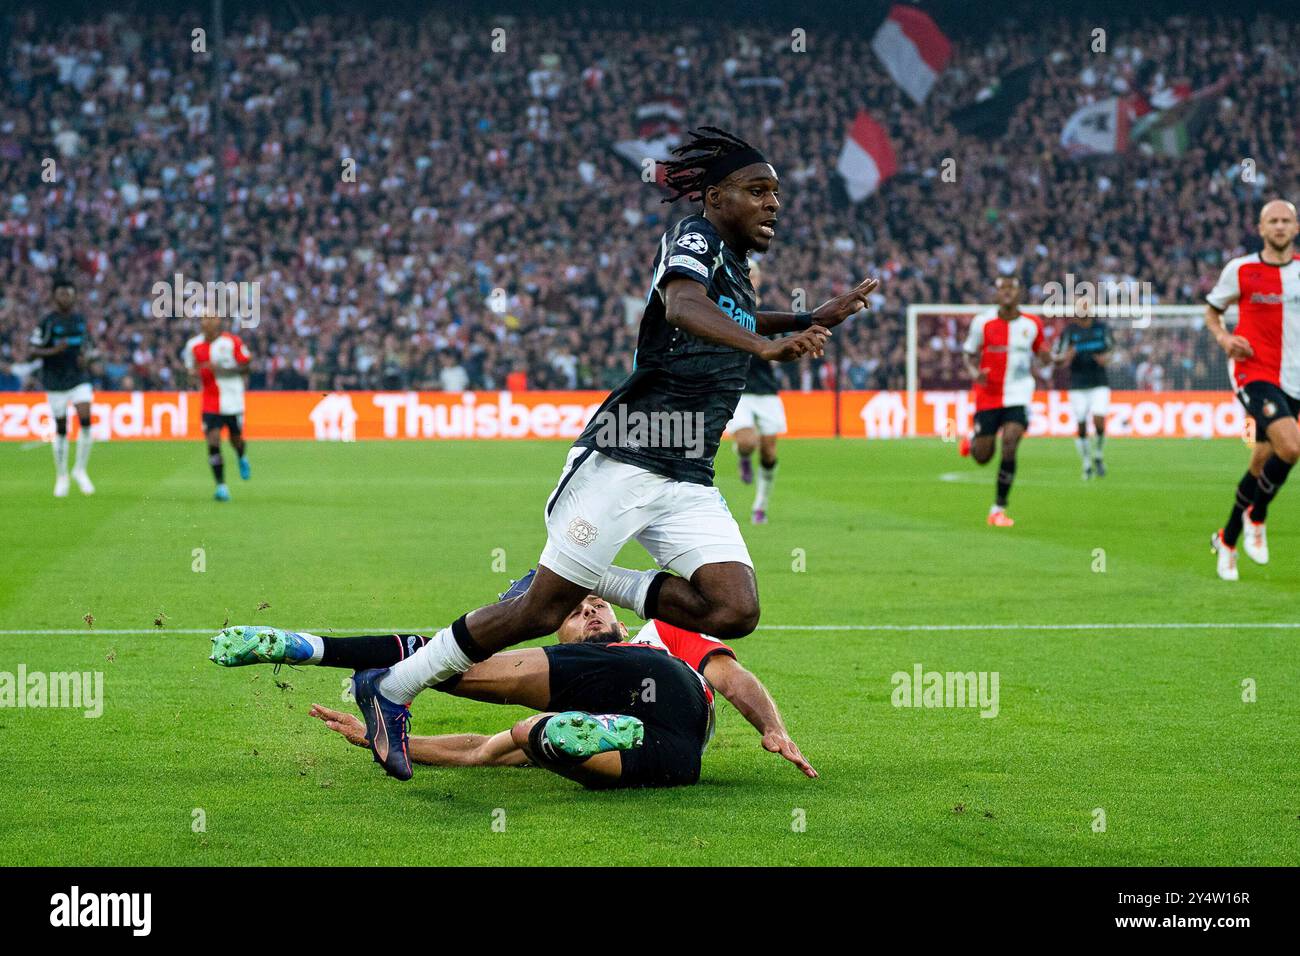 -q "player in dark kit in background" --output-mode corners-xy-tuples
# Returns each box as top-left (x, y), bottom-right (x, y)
(1054, 297), (1114, 480)
(727, 260), (788, 524)
(274, 126), (880, 780)
(28, 274), (96, 497)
